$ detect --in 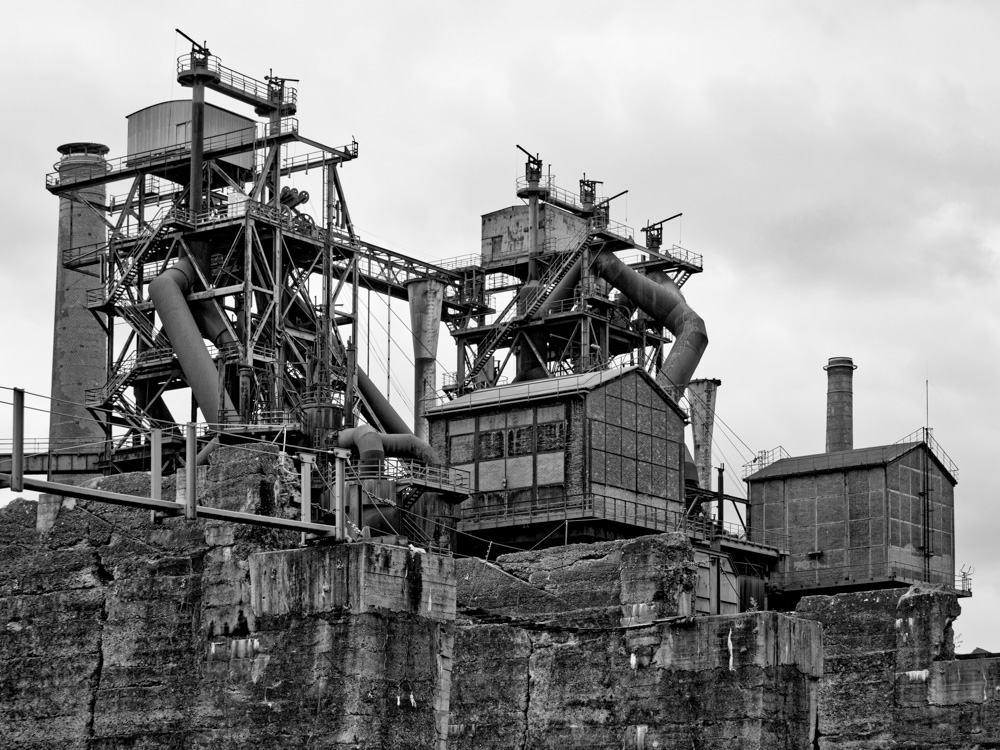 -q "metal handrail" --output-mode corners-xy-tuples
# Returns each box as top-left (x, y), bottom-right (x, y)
(619, 244), (704, 270)
(895, 427), (959, 479)
(46, 119), (298, 189)
(459, 492), (788, 550)
(777, 560), (970, 593)
(348, 459), (471, 491)
(742, 446), (791, 478)
(176, 53), (298, 110)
